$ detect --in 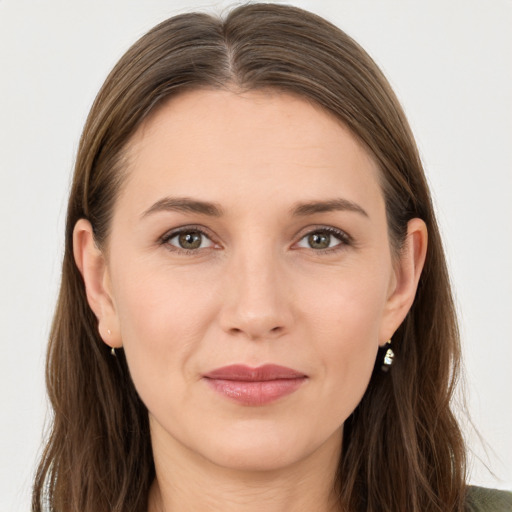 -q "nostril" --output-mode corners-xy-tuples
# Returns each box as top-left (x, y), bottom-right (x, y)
(227, 325), (285, 339)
